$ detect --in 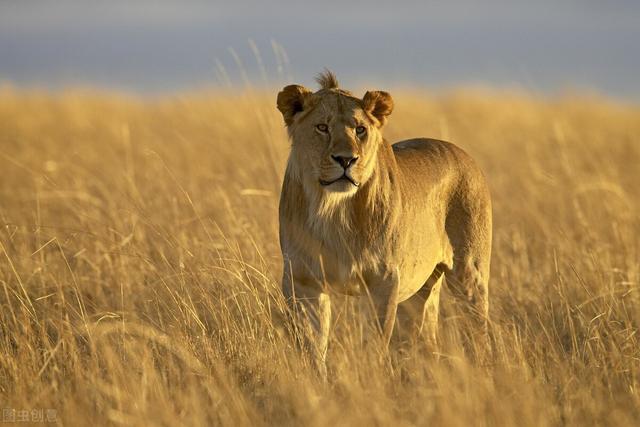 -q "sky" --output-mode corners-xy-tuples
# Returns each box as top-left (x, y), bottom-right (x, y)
(1, 0), (639, 100)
